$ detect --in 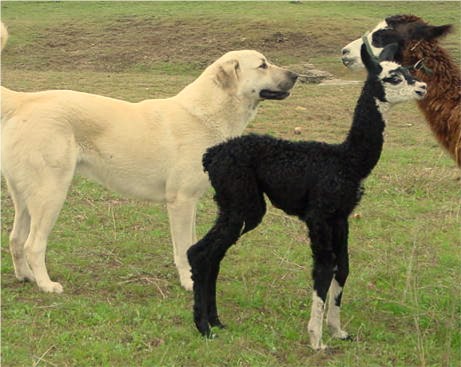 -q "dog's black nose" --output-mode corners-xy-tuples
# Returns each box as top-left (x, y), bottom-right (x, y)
(342, 48), (350, 56)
